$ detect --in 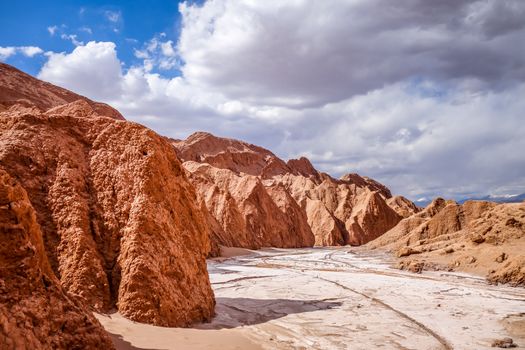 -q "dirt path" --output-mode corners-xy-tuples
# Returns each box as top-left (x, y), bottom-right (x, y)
(97, 247), (525, 350)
